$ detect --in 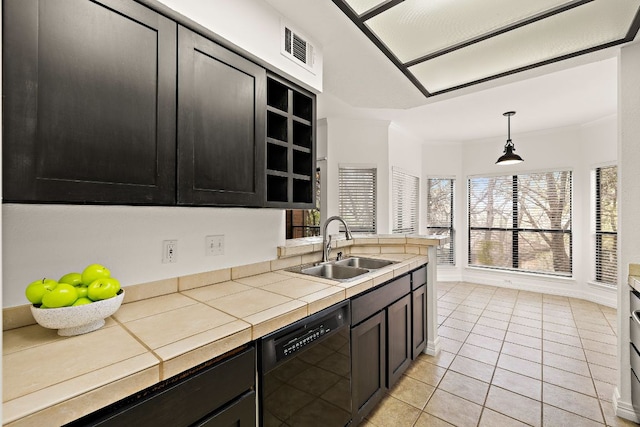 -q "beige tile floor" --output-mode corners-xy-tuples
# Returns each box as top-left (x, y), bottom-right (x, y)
(363, 282), (638, 427)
